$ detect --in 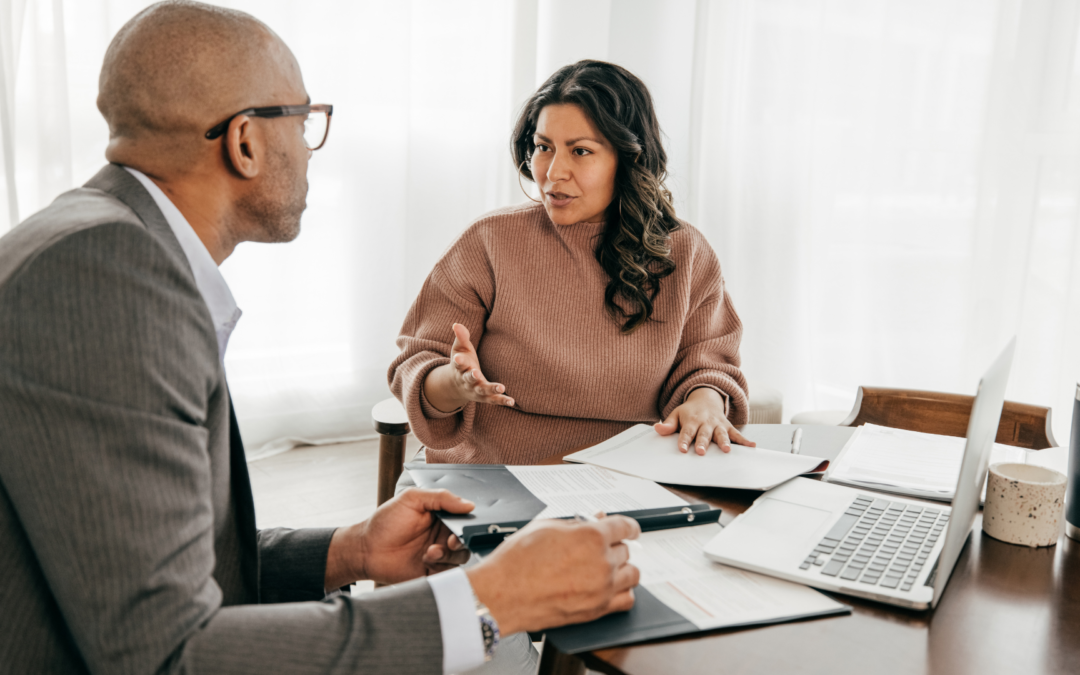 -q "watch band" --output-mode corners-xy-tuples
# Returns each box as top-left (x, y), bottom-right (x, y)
(475, 599), (500, 662)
